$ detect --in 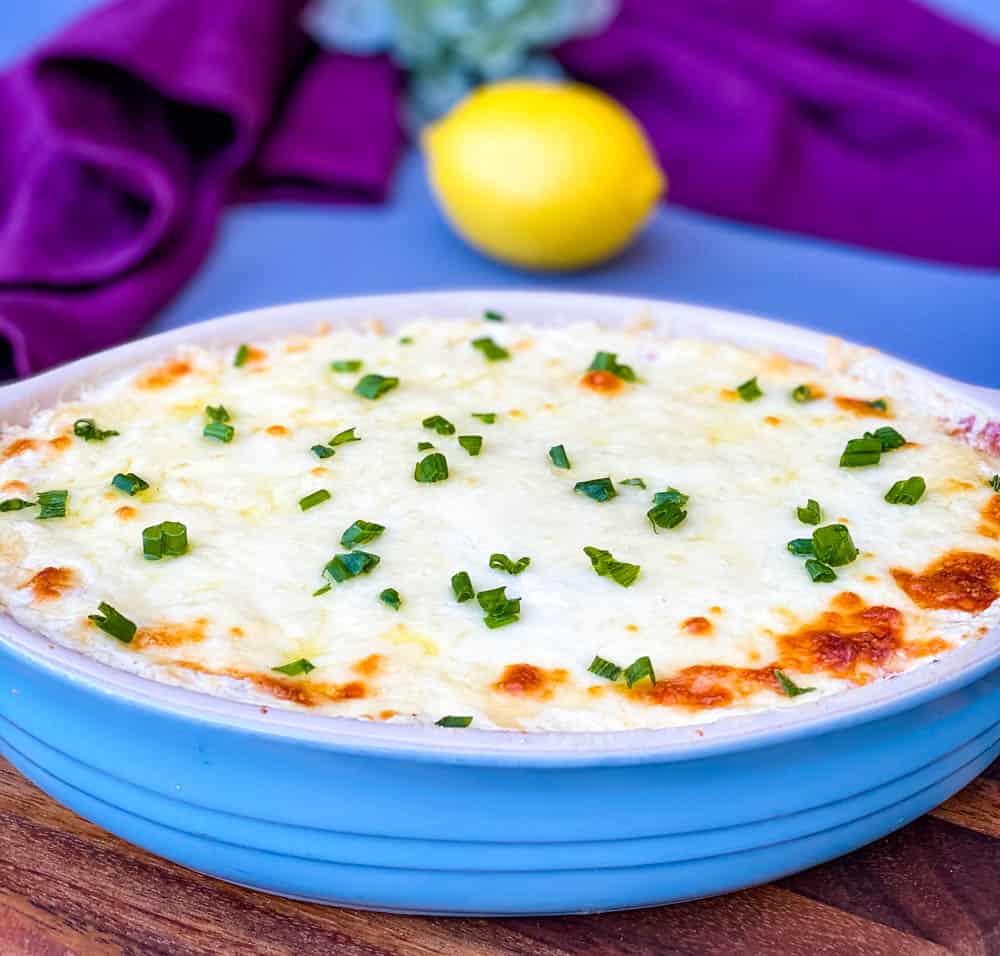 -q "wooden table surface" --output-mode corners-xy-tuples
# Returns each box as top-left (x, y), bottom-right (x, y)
(0, 757), (996, 956)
